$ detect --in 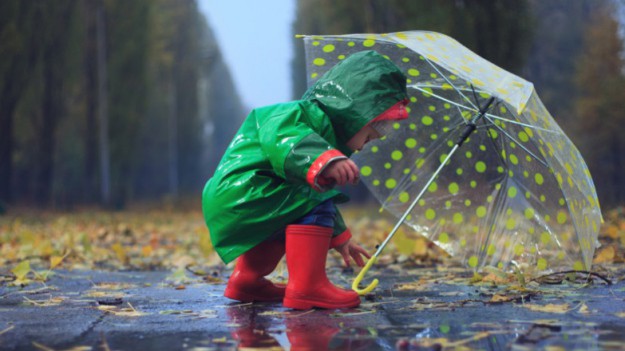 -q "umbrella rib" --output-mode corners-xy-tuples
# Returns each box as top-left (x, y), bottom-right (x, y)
(484, 116), (550, 169)
(420, 56), (479, 111)
(485, 113), (559, 135)
(409, 85), (478, 113)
